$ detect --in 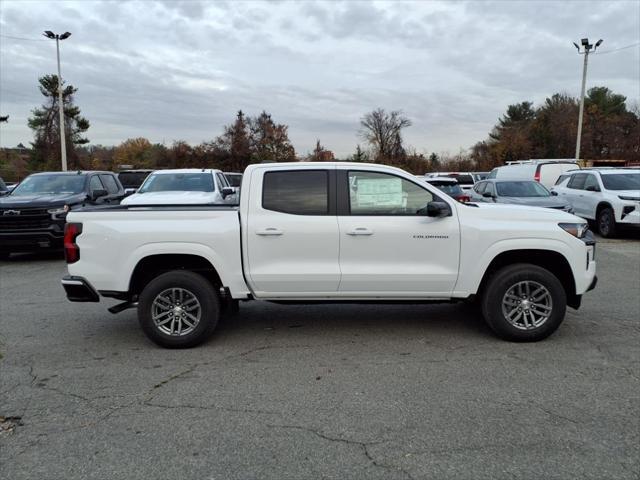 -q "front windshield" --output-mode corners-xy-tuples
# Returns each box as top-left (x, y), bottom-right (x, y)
(496, 181), (550, 197)
(139, 173), (214, 193)
(431, 182), (463, 196)
(10, 174), (86, 196)
(601, 173), (640, 191)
